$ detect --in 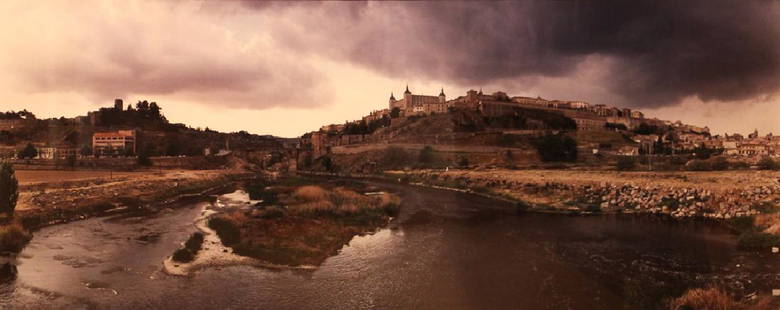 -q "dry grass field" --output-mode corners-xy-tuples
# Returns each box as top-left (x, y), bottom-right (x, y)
(15, 170), (148, 185)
